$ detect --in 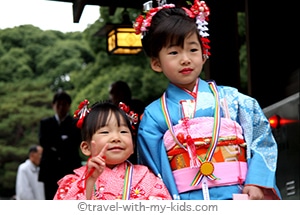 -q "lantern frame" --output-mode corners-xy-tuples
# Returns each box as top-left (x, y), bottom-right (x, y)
(104, 24), (143, 55)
